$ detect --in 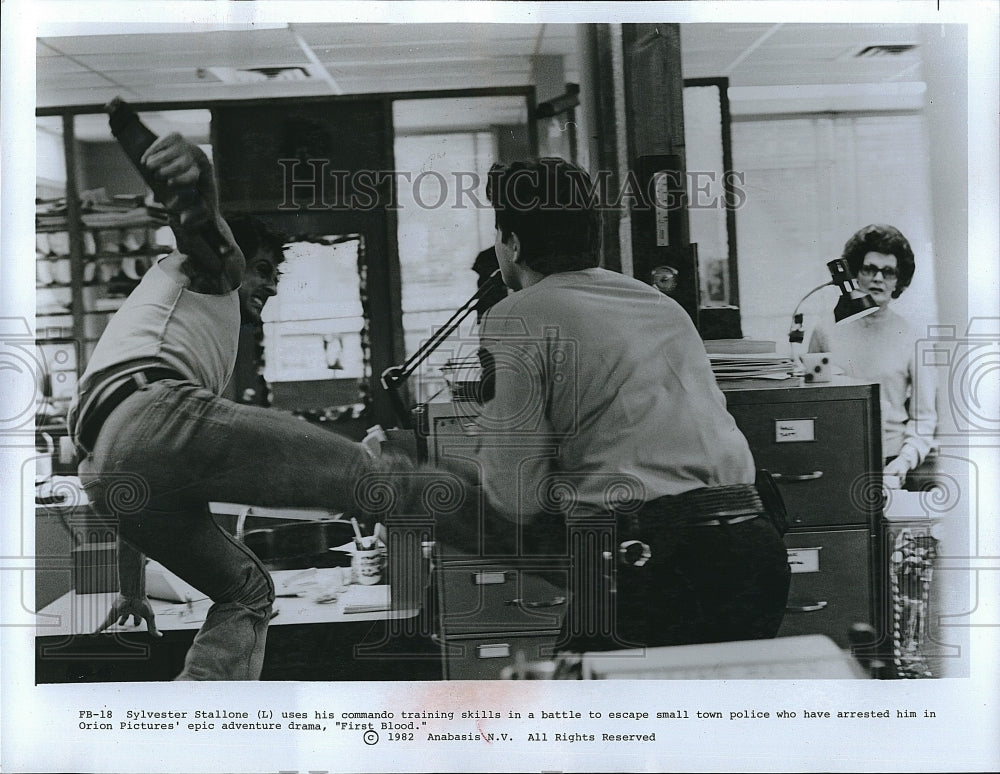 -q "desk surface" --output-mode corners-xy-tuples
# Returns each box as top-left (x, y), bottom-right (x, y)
(36, 570), (419, 638)
(580, 635), (868, 679)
